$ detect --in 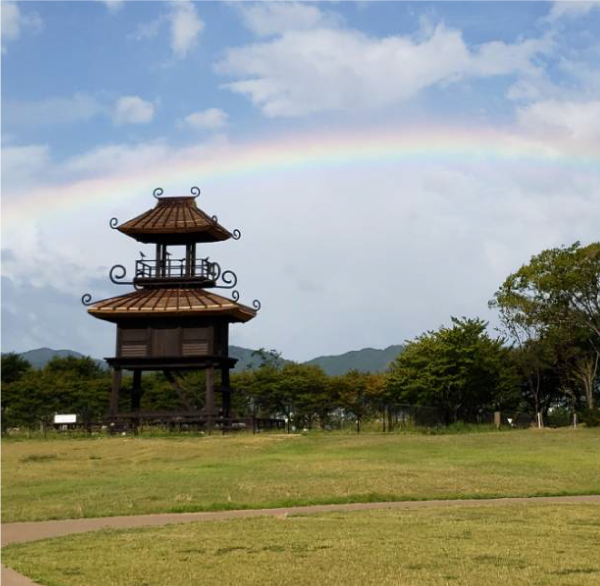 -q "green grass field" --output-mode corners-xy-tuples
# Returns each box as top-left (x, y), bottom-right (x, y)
(4, 503), (600, 586)
(3, 429), (600, 522)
